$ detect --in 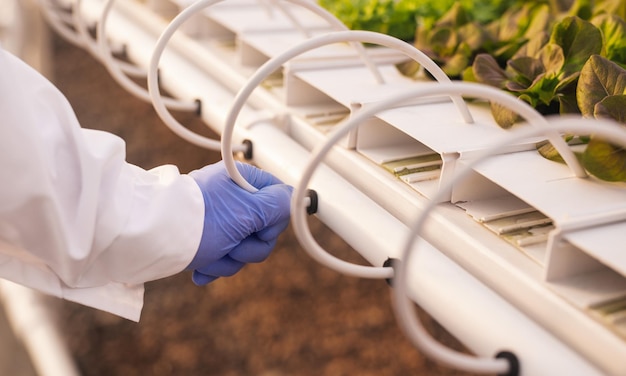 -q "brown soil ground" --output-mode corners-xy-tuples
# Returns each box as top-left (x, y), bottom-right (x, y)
(46, 33), (486, 376)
